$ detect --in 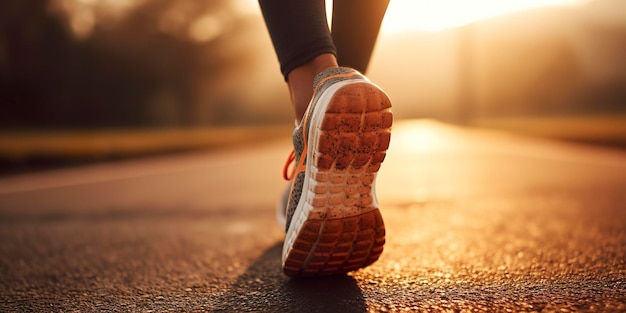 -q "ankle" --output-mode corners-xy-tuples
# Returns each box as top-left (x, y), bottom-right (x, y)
(287, 54), (338, 123)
